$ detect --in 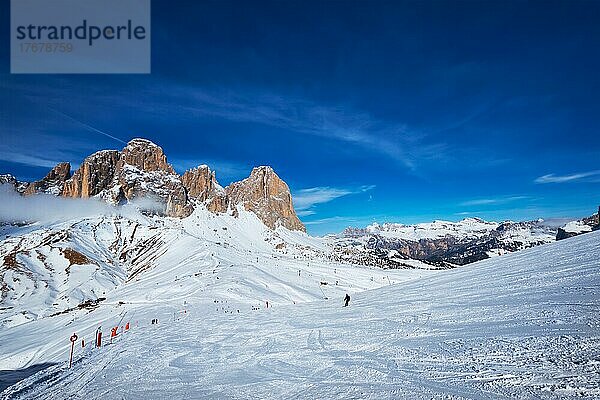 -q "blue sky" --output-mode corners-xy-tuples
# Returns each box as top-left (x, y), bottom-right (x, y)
(0, 0), (599, 235)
